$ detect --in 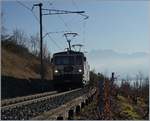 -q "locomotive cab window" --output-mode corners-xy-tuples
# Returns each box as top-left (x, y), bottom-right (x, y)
(54, 56), (74, 65)
(76, 55), (83, 65)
